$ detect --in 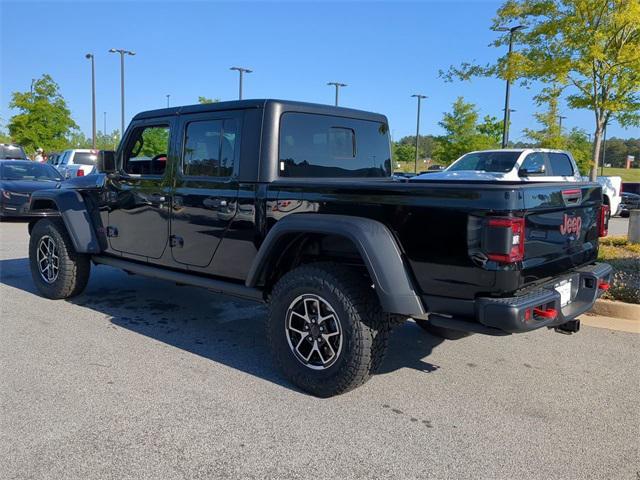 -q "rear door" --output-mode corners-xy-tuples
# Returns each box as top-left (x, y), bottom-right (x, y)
(170, 111), (242, 267)
(522, 183), (602, 282)
(519, 151), (579, 182)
